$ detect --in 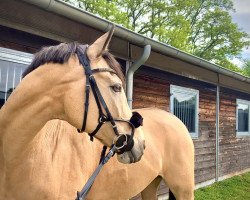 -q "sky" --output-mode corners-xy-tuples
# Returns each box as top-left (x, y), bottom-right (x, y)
(230, 0), (250, 66)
